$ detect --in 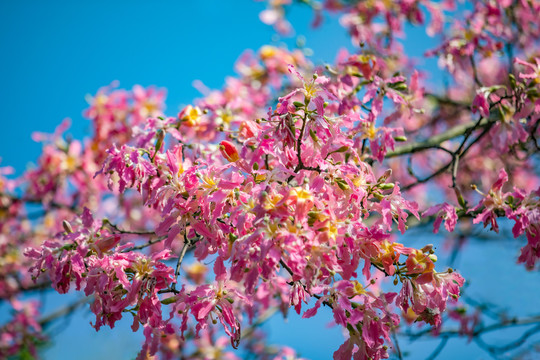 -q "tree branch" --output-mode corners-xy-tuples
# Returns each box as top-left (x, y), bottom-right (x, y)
(39, 296), (93, 327)
(386, 118), (492, 158)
